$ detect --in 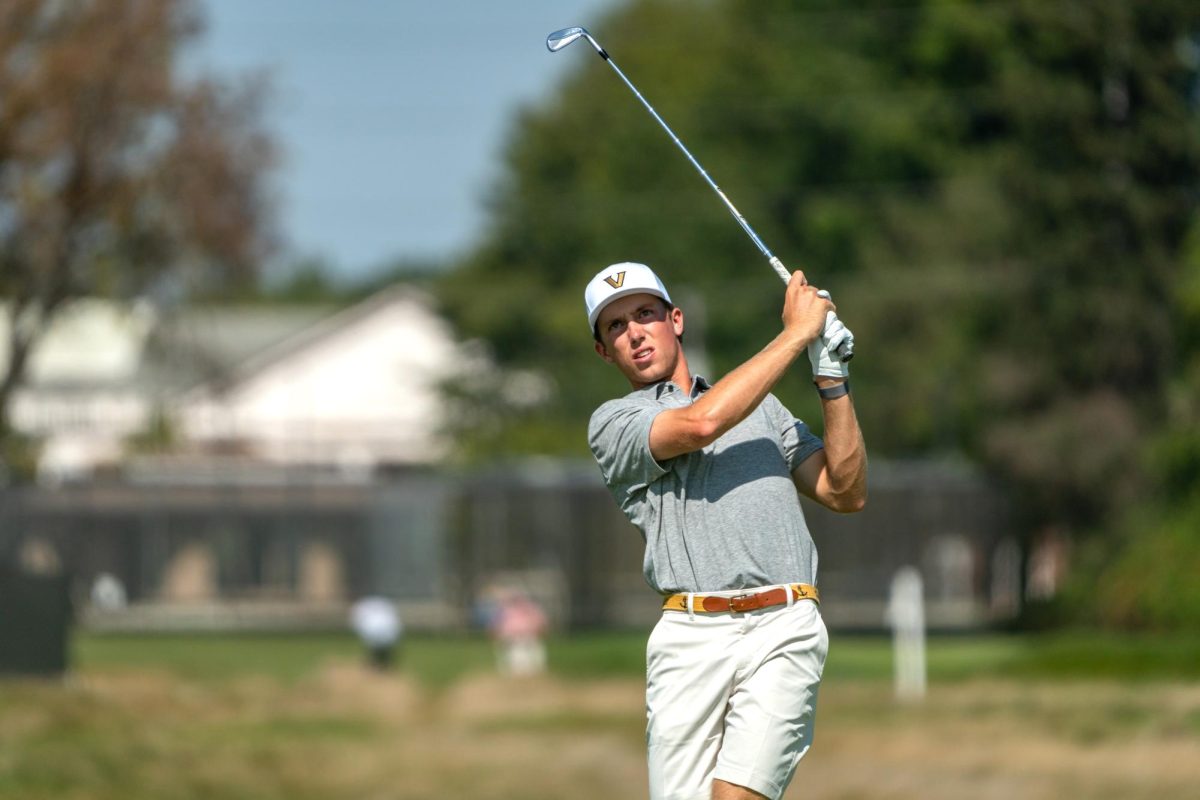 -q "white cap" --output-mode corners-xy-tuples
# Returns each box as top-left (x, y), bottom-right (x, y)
(584, 262), (672, 331)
